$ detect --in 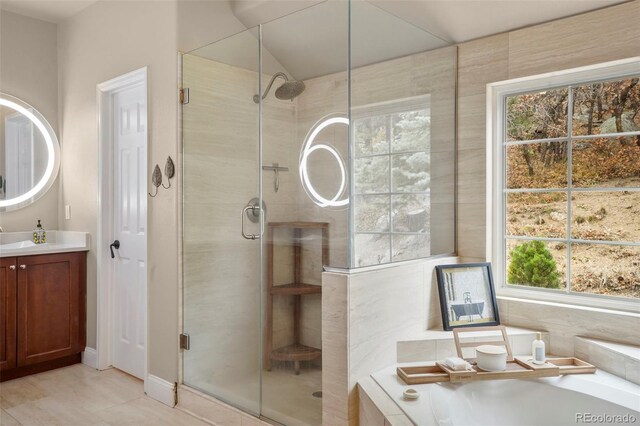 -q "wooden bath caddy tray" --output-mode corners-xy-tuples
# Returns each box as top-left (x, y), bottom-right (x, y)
(397, 356), (596, 384)
(397, 326), (596, 385)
